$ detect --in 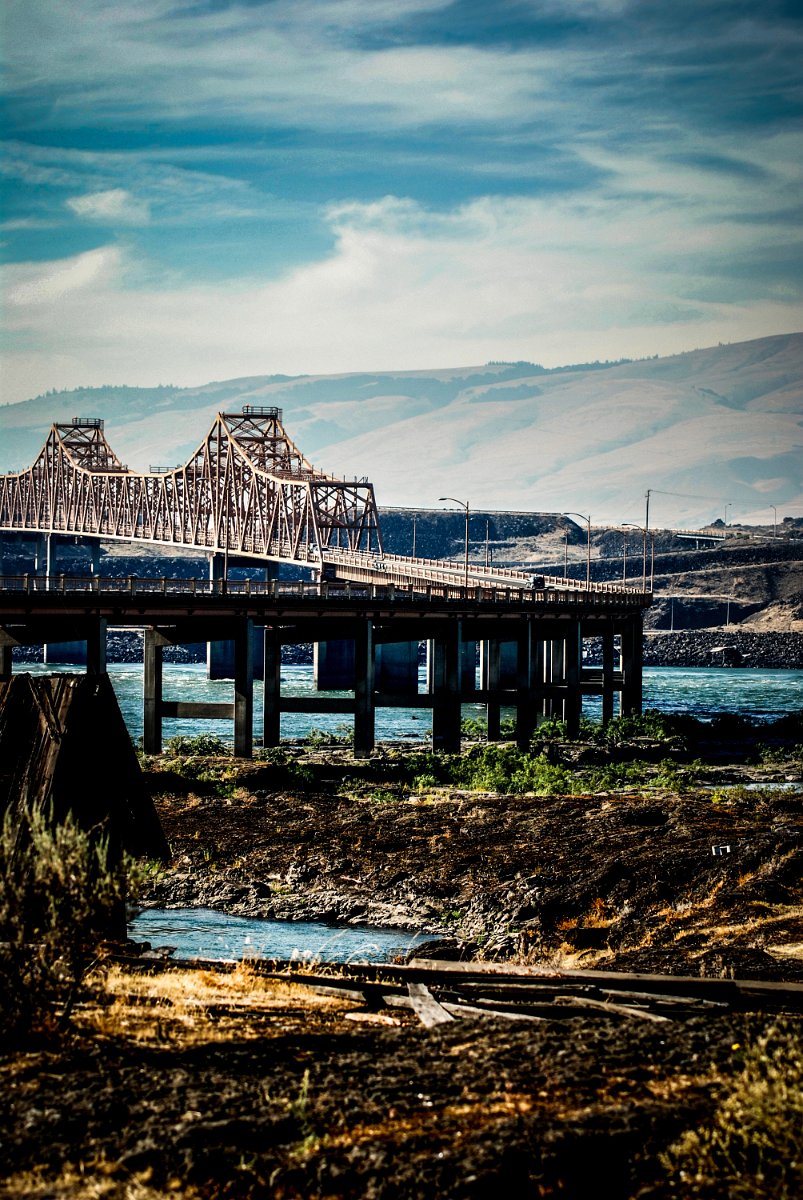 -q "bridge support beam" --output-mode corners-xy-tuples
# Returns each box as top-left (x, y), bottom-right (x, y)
(375, 640), (419, 695)
(262, 626), (281, 747)
(430, 621), (462, 753)
(233, 618), (253, 759)
(143, 628), (165, 755)
(354, 619), (375, 756)
(601, 623), (616, 725)
(621, 614), (643, 716)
